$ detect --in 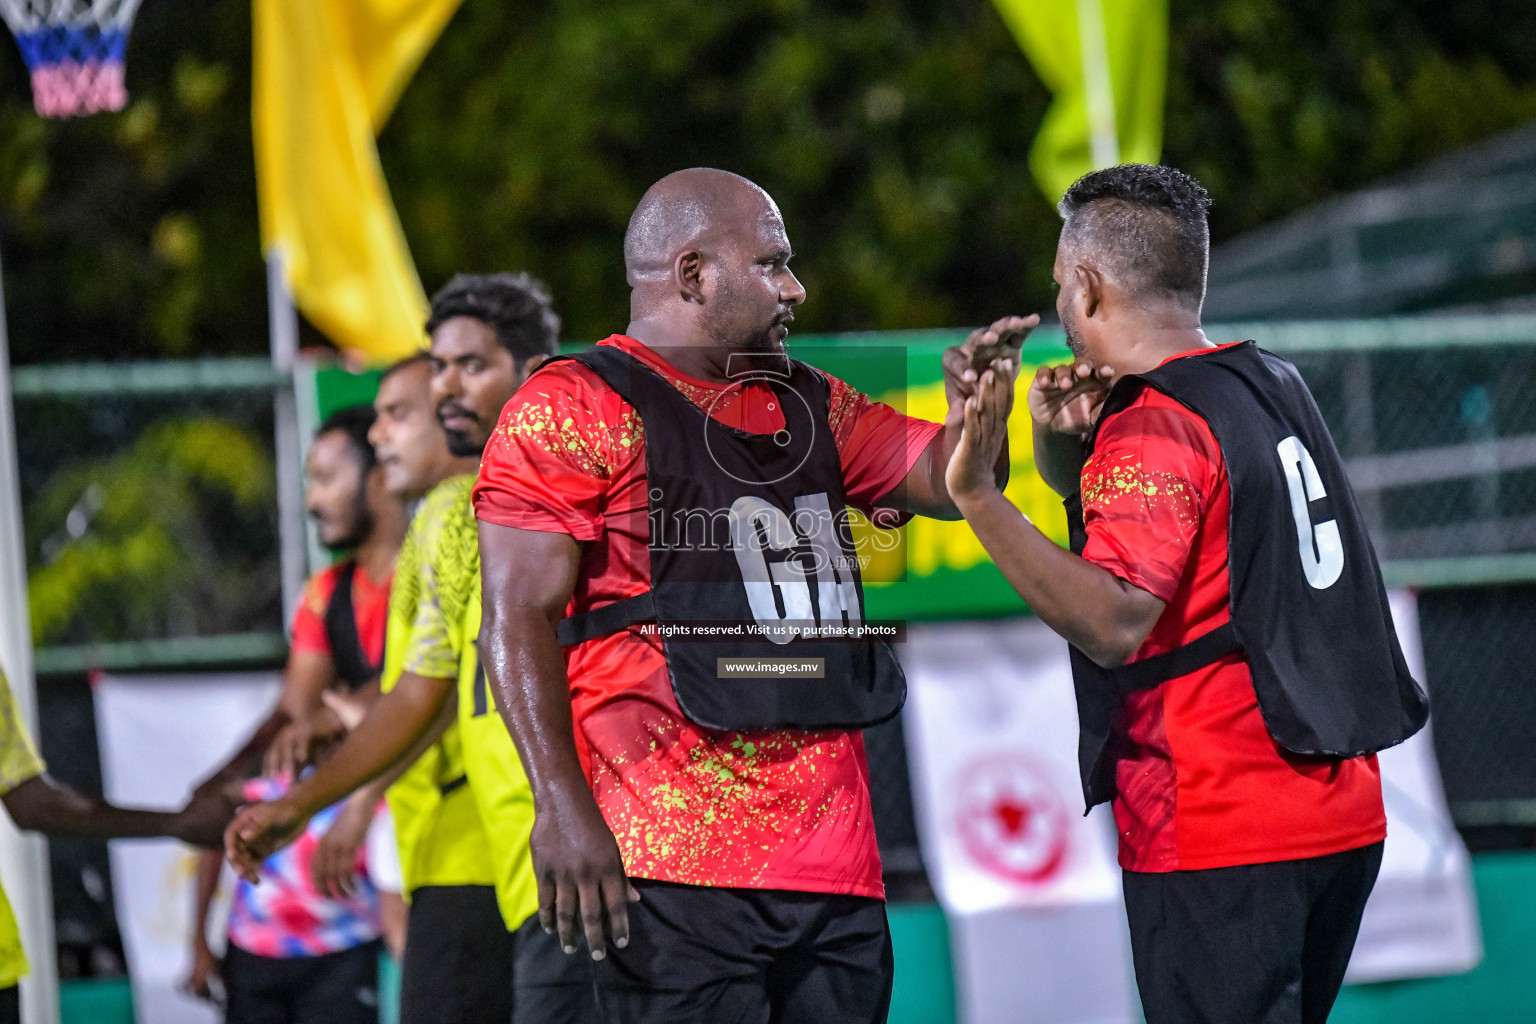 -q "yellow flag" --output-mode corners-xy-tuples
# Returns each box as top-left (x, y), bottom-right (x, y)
(992, 0), (1168, 201)
(254, 0), (463, 364)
